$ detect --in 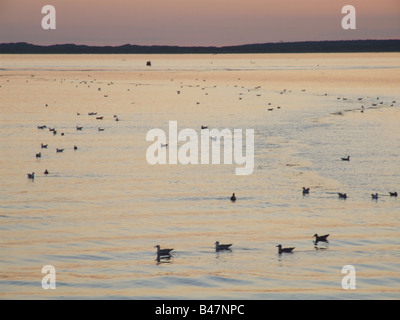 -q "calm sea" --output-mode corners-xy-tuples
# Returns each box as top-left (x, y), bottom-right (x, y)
(0, 53), (399, 299)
